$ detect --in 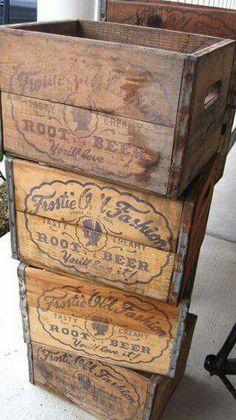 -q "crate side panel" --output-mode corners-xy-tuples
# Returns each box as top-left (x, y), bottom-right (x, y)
(24, 266), (183, 375)
(0, 29), (184, 126)
(2, 93), (174, 195)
